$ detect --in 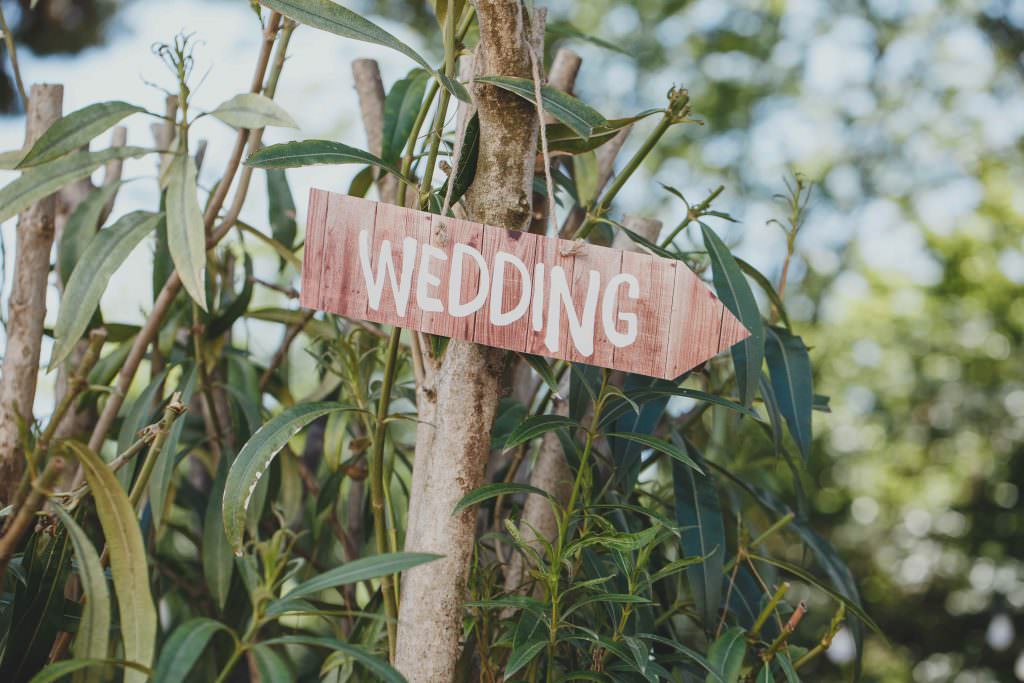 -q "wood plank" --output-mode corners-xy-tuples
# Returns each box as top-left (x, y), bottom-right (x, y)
(299, 188), (329, 311)
(663, 262), (727, 379)
(361, 201), (432, 328)
(614, 251), (676, 378)
(473, 226), (539, 353)
(567, 242), (621, 367)
(318, 193), (377, 319)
